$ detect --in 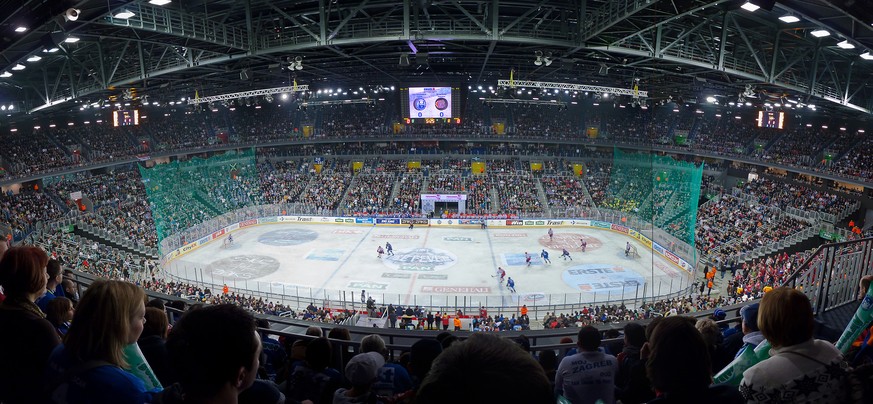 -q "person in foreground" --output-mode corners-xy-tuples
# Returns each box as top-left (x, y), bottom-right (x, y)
(555, 325), (618, 404)
(163, 304), (262, 404)
(415, 333), (553, 403)
(740, 287), (847, 403)
(645, 316), (744, 403)
(46, 279), (157, 403)
(0, 246), (61, 404)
